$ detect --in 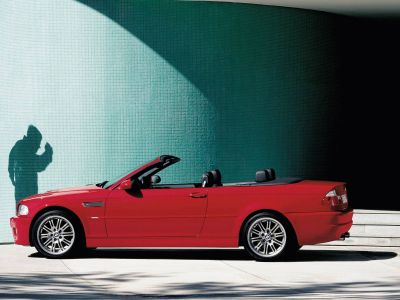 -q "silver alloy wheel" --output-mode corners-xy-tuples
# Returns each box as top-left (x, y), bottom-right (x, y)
(37, 215), (75, 255)
(247, 217), (287, 258)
